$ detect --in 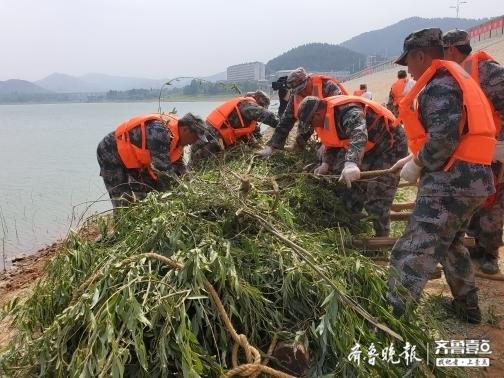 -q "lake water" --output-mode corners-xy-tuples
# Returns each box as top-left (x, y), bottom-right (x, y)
(0, 101), (230, 264)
